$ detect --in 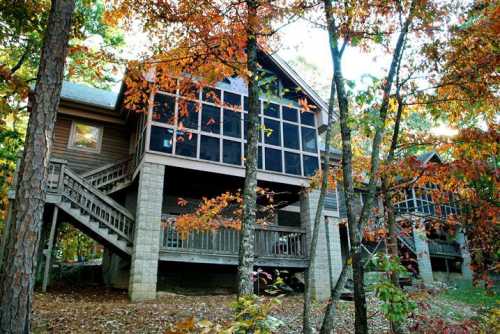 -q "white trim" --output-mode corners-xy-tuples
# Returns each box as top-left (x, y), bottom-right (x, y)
(67, 121), (103, 154)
